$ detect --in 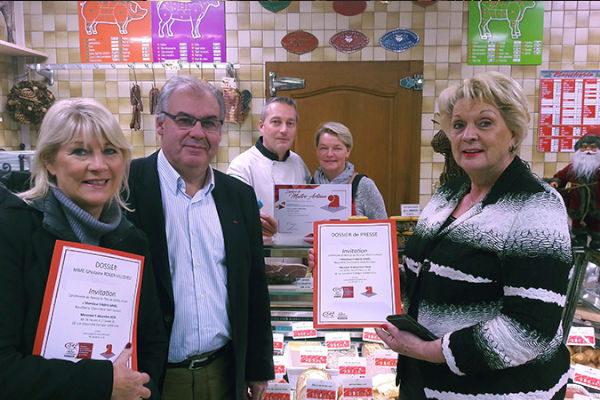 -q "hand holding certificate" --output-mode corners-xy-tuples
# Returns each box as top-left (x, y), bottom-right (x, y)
(313, 220), (401, 328)
(33, 240), (144, 369)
